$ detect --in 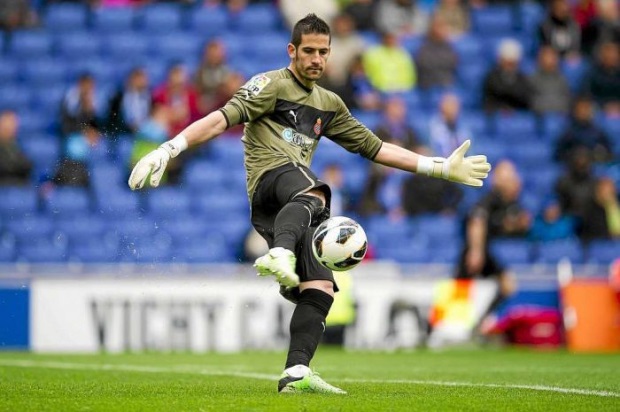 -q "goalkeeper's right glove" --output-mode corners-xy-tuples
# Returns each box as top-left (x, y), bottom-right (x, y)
(128, 135), (188, 190)
(417, 140), (491, 187)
